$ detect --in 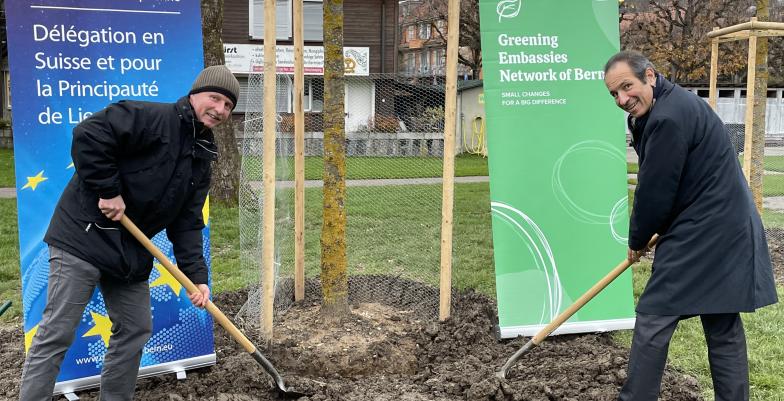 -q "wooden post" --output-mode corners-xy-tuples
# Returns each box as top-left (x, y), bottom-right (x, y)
(709, 33), (719, 110)
(439, 0), (460, 321)
(293, 0), (306, 302)
(261, 0), (277, 340)
(743, 29), (758, 187)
